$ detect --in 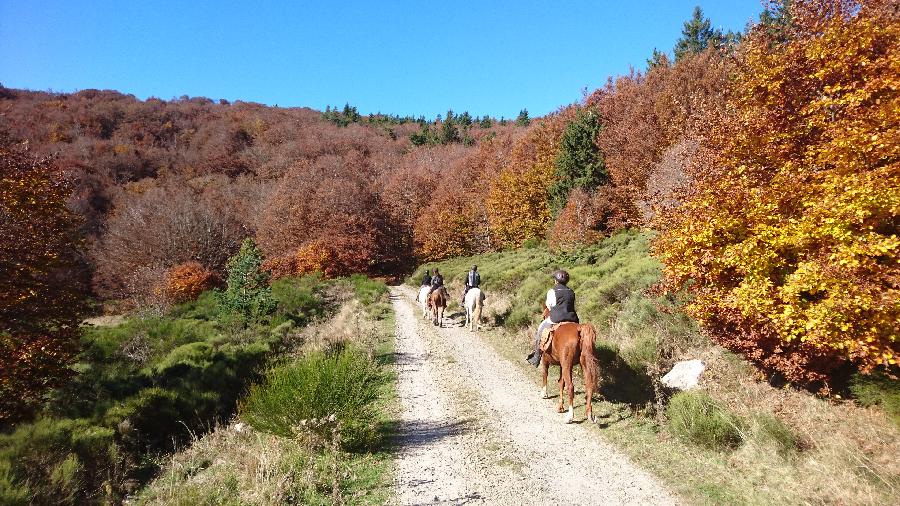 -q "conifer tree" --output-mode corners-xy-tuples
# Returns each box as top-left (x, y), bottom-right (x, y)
(646, 48), (670, 69)
(516, 109), (531, 126)
(549, 109), (607, 213)
(218, 238), (274, 323)
(674, 6), (722, 60)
